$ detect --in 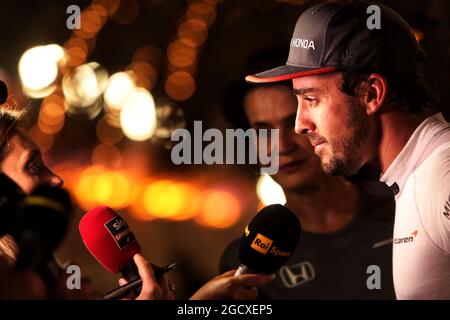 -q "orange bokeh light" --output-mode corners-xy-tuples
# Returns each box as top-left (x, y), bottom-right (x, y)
(127, 62), (158, 90)
(177, 19), (208, 47)
(93, 0), (121, 16)
(29, 125), (54, 154)
(196, 190), (242, 228)
(165, 71), (196, 101)
(91, 143), (122, 169)
(167, 40), (198, 68)
(187, 1), (217, 27)
(96, 116), (124, 144)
